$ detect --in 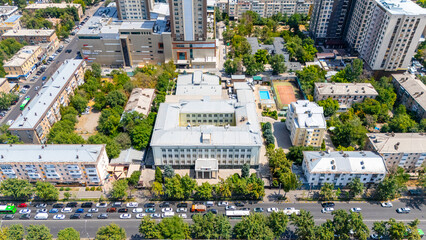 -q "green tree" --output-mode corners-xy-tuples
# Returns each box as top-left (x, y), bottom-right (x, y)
(157, 216), (190, 240)
(387, 218), (407, 240)
(139, 216), (162, 239)
(63, 192), (71, 201)
(296, 65), (326, 97)
(195, 182), (213, 200)
(151, 181), (164, 197)
(127, 171), (141, 187)
(6, 224), (24, 240)
(318, 98), (339, 117)
(191, 212), (232, 239)
(155, 166), (163, 183)
(214, 178), (232, 198)
(224, 58), (240, 75)
(254, 49), (268, 64)
(320, 183), (335, 201)
(241, 163), (250, 178)
(114, 132), (131, 150)
(163, 165), (175, 178)
(181, 174), (197, 199)
(267, 211), (289, 238)
(375, 176), (406, 201)
(106, 90), (127, 108)
(0, 92), (19, 110)
(26, 225), (52, 240)
(286, 145), (318, 165)
(96, 223), (126, 240)
(70, 94), (88, 113)
(0, 179), (33, 200)
(88, 134), (121, 159)
(331, 116), (367, 148)
(243, 54), (264, 76)
(372, 221), (388, 239)
(164, 175), (185, 200)
(35, 181), (59, 201)
(270, 54), (287, 75)
(91, 63), (102, 78)
(291, 209), (317, 239)
(57, 228), (80, 240)
(349, 212), (369, 240)
(233, 213), (274, 240)
(97, 108), (122, 136)
(110, 179), (128, 200)
(347, 177), (365, 198)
